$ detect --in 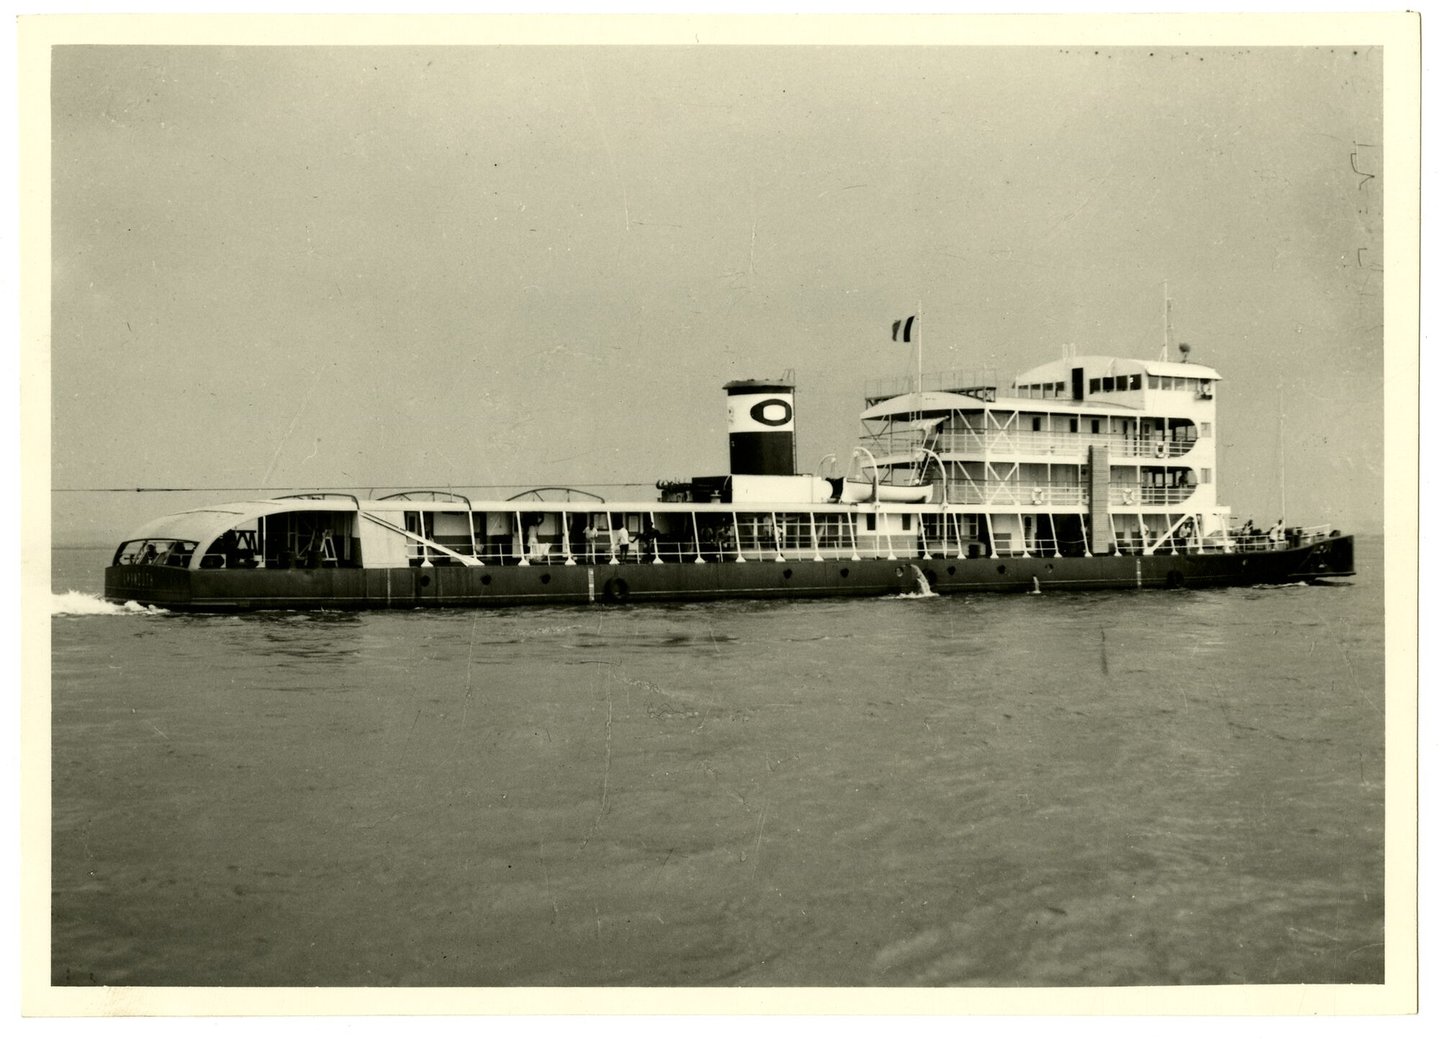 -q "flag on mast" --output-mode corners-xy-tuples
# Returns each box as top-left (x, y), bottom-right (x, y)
(891, 315), (916, 343)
